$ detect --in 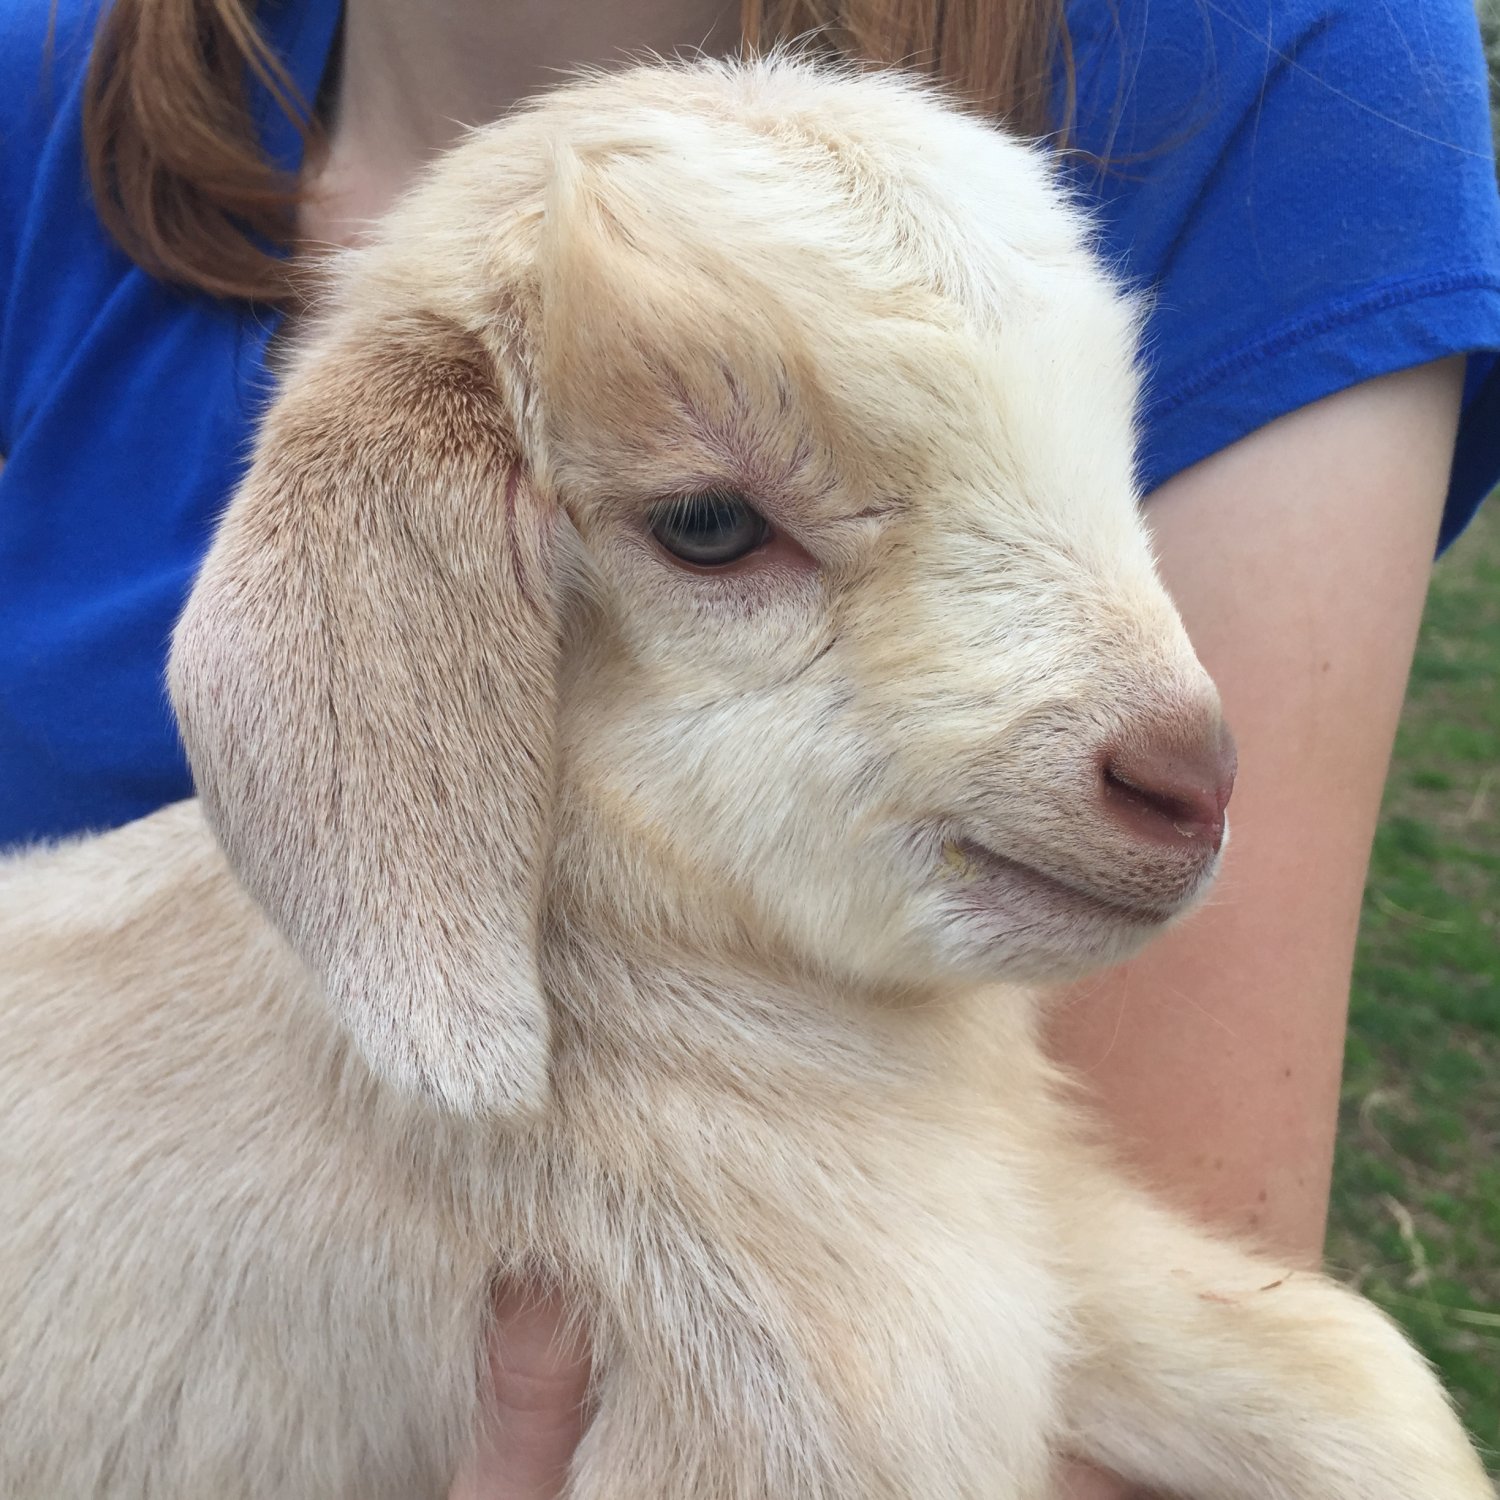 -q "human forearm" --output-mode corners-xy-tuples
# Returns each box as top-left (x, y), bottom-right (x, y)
(1049, 358), (1461, 1259)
